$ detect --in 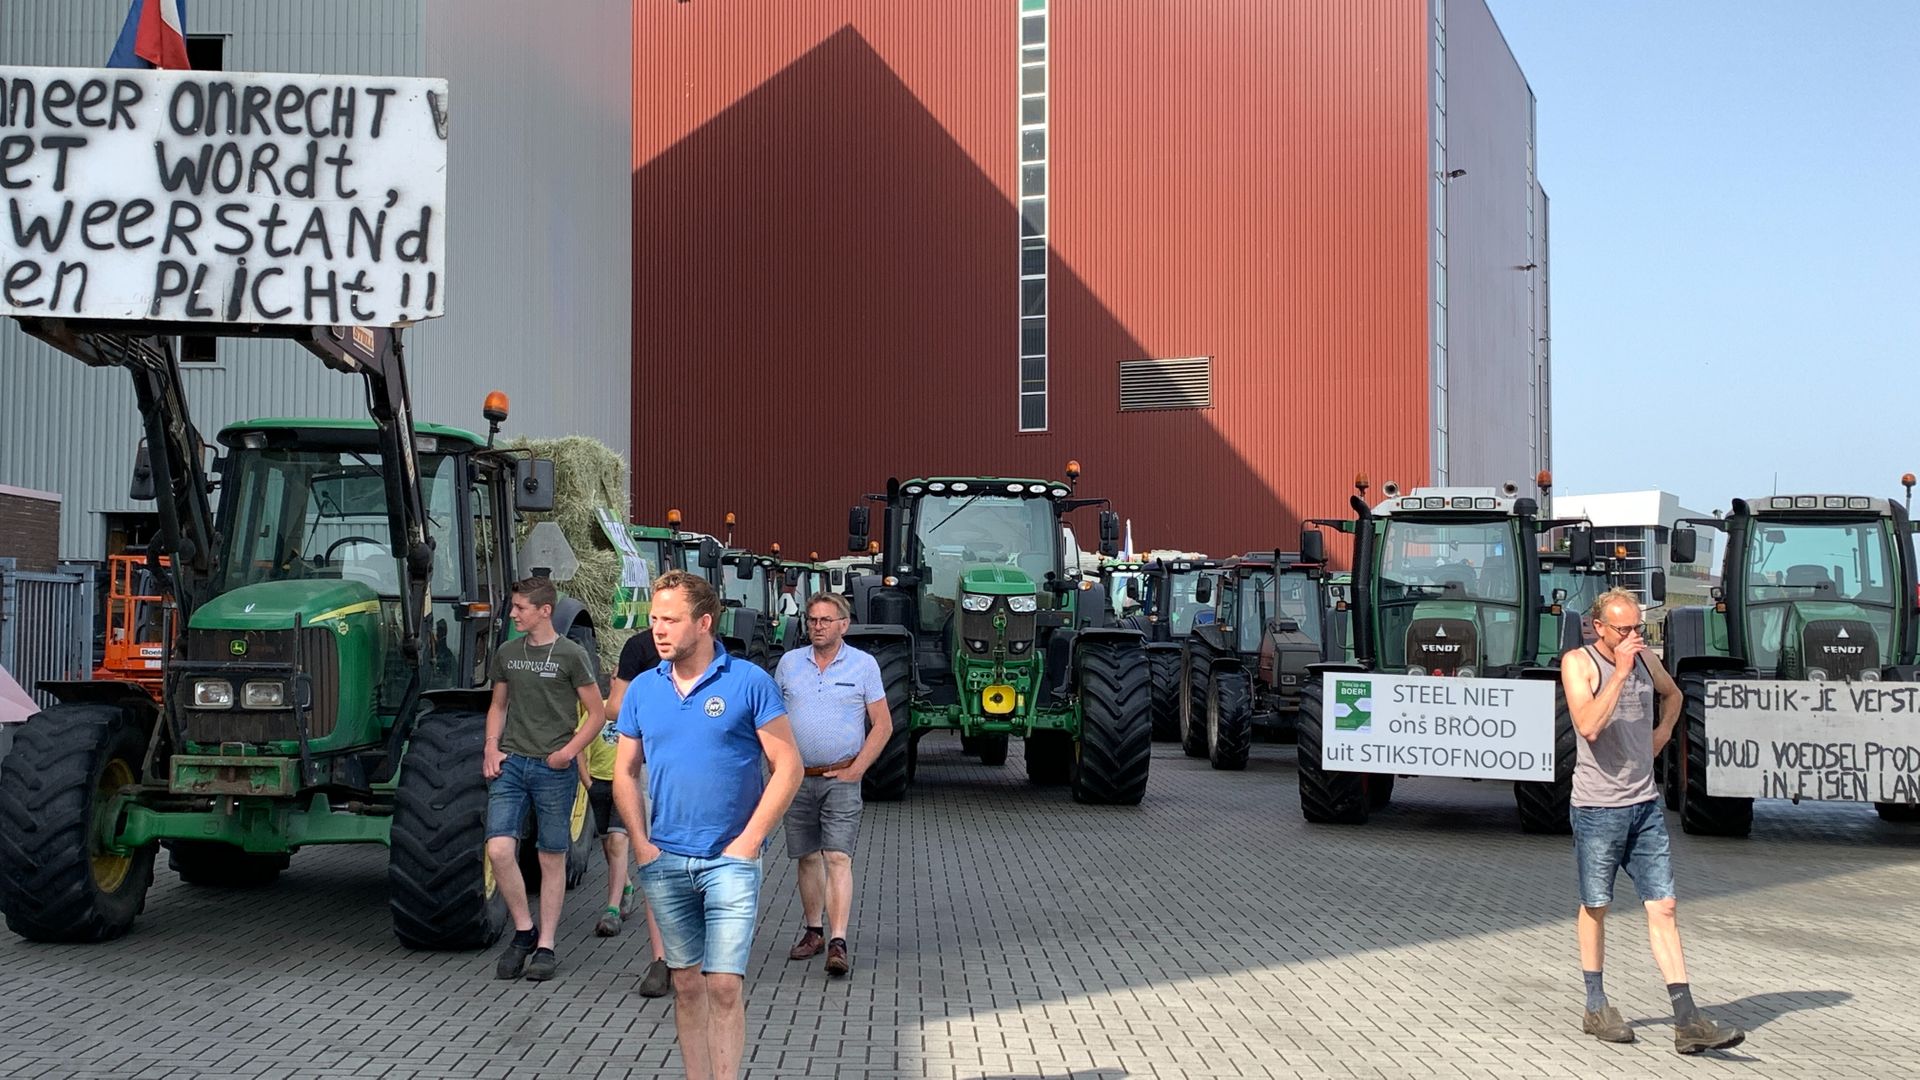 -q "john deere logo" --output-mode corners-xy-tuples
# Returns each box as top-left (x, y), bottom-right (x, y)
(1332, 679), (1372, 732)
(229, 639), (248, 656)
